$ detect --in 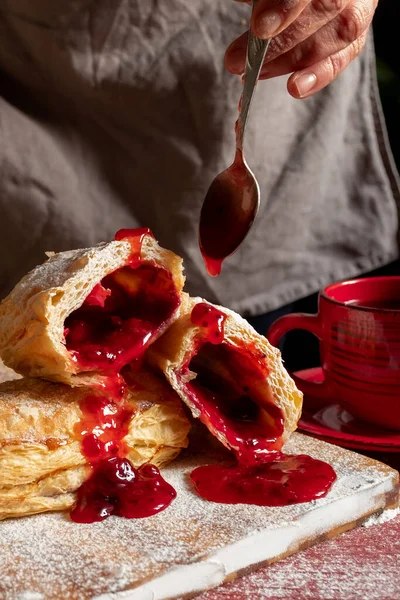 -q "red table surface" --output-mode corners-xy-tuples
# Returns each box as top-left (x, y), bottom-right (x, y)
(196, 449), (400, 600)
